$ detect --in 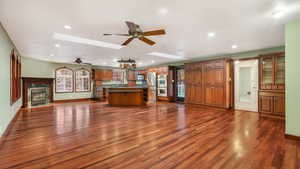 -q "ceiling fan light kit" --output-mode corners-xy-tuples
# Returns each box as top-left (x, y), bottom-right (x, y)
(103, 21), (166, 46)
